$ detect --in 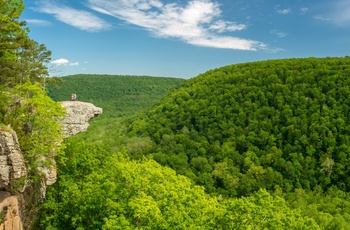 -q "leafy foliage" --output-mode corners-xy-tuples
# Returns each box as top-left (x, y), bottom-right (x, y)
(0, 0), (26, 85)
(0, 0), (62, 170)
(39, 57), (350, 229)
(0, 1), (65, 211)
(127, 57), (350, 197)
(38, 140), (319, 229)
(3, 2), (348, 227)
(0, 0), (51, 87)
(284, 187), (350, 229)
(1, 82), (65, 173)
(217, 189), (319, 229)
